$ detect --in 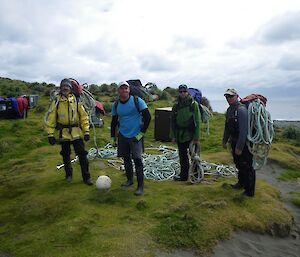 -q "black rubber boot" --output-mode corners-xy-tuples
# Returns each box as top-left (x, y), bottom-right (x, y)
(230, 182), (243, 189)
(134, 166), (144, 196)
(63, 155), (73, 182)
(122, 157), (134, 187)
